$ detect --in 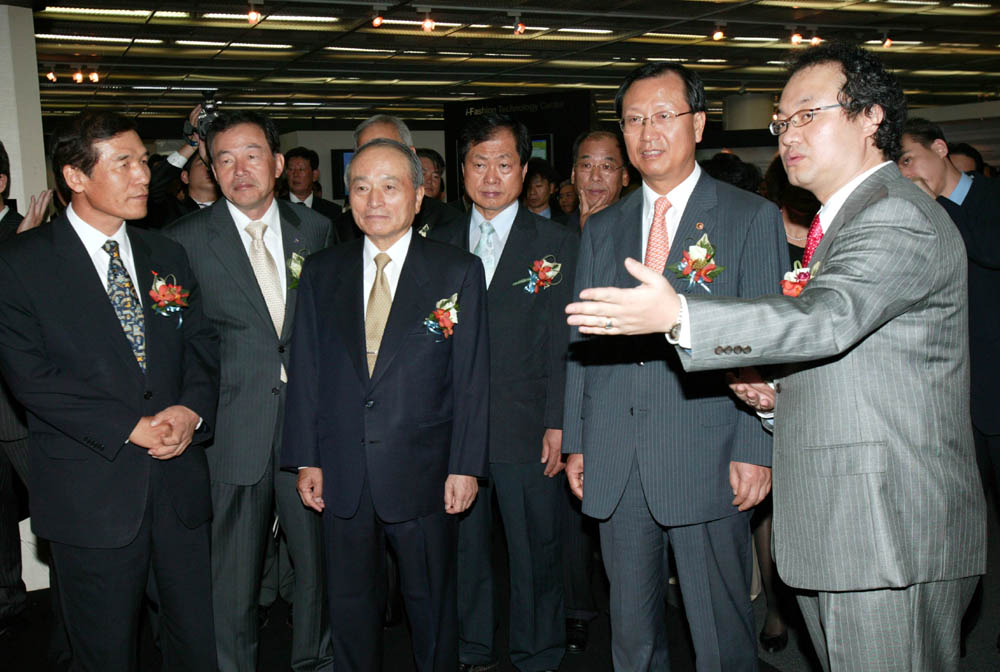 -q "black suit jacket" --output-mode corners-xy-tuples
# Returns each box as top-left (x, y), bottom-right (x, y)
(938, 173), (1000, 434)
(282, 195), (342, 227)
(0, 206), (27, 442)
(281, 233), (489, 523)
(143, 160), (202, 229)
(429, 204), (579, 463)
(0, 207), (23, 243)
(0, 215), (220, 547)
